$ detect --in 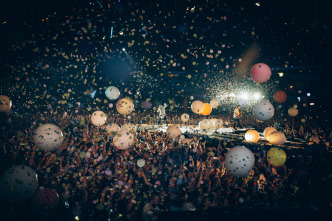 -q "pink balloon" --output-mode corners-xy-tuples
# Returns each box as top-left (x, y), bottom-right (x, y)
(250, 63), (271, 83)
